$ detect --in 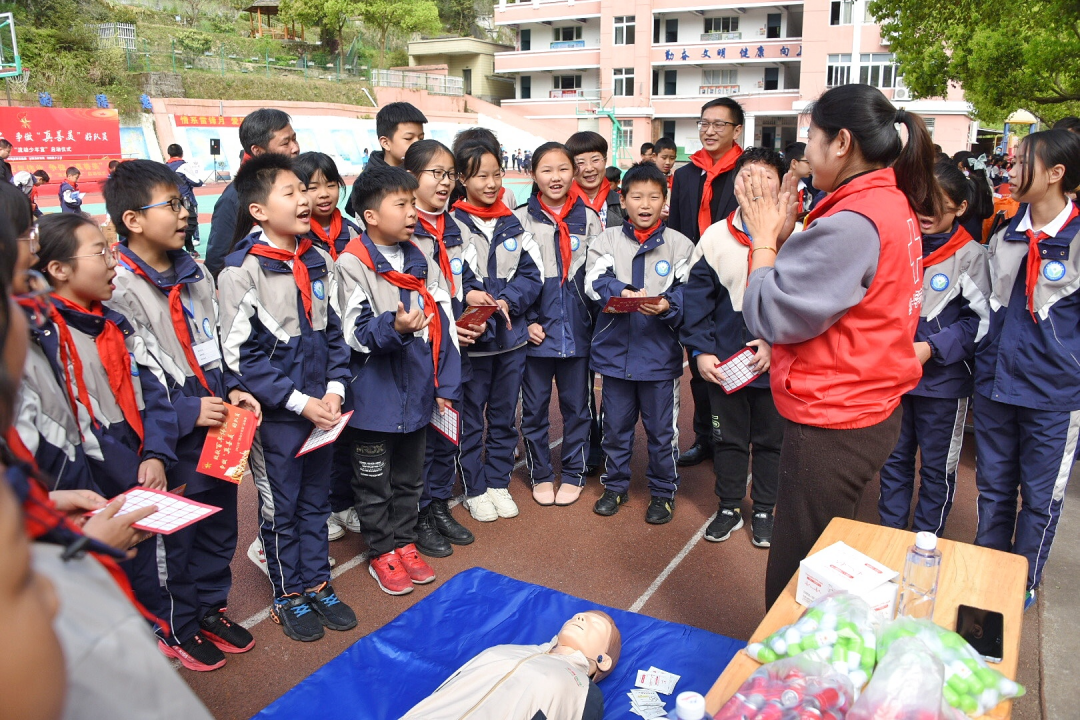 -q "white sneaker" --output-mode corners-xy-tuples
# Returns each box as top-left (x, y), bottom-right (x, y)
(247, 537), (269, 576)
(487, 488), (519, 519)
(463, 493), (499, 522)
(329, 555), (336, 568)
(327, 514), (345, 541)
(332, 507), (363, 534)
